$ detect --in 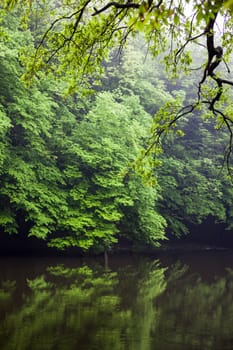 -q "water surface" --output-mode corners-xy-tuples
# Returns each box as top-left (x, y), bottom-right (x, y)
(0, 251), (233, 350)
